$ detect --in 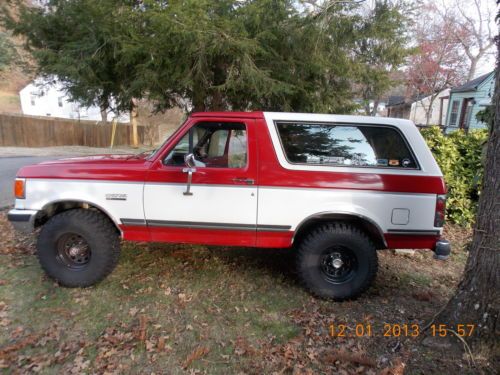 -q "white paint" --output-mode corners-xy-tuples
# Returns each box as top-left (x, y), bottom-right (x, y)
(16, 178), (442, 240)
(409, 89), (450, 126)
(19, 77), (130, 123)
(17, 179), (144, 228)
(143, 183), (257, 225)
(263, 112), (443, 176)
(257, 187), (440, 233)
